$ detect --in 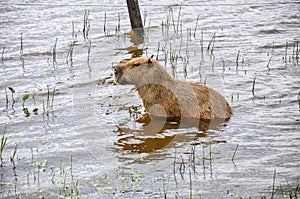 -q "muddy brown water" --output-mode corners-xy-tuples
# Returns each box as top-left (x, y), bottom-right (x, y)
(0, 0), (299, 198)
